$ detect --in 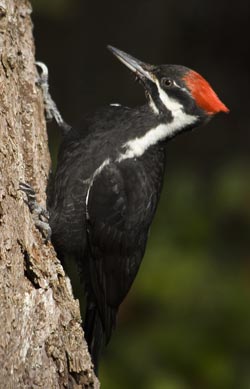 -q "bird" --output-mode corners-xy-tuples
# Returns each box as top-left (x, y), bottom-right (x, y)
(44, 46), (229, 374)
